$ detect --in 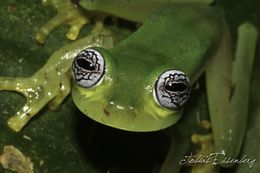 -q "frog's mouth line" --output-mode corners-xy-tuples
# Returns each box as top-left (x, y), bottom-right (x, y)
(72, 86), (182, 132)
